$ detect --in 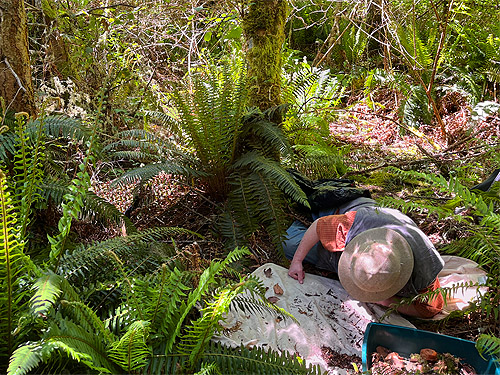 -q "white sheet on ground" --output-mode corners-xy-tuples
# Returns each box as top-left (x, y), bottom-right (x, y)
(213, 256), (486, 374)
